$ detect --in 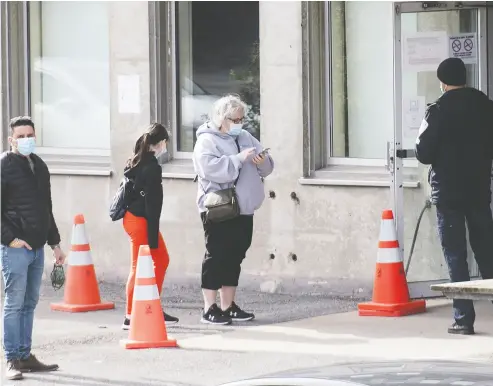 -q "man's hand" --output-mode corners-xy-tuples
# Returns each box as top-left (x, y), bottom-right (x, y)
(9, 238), (32, 250)
(252, 154), (266, 165)
(53, 246), (66, 265)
